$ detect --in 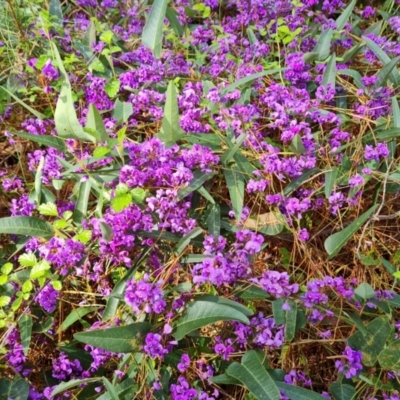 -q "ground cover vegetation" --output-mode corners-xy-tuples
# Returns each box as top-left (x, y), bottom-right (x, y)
(1, 0), (400, 398)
